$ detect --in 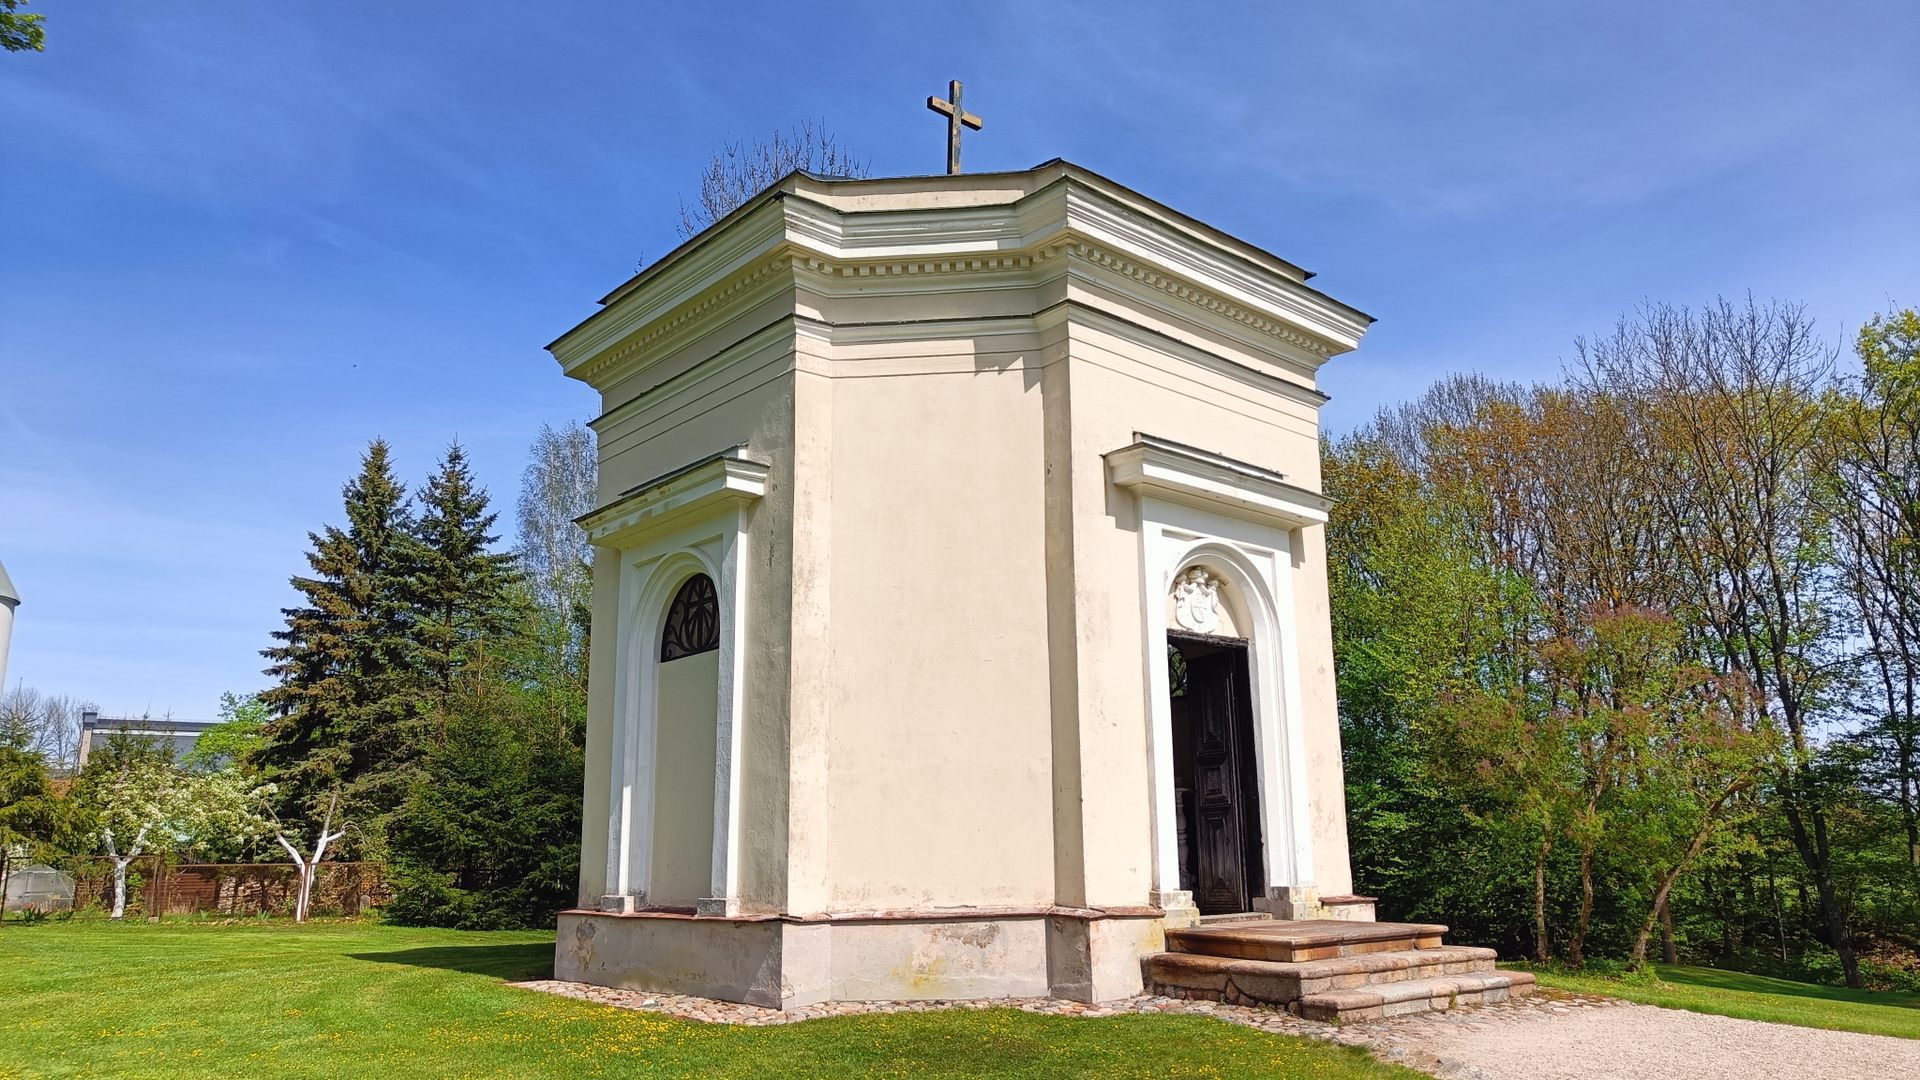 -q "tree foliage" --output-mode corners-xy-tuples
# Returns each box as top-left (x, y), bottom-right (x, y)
(407, 442), (520, 699)
(0, 0), (44, 53)
(0, 685), (92, 773)
(67, 737), (270, 917)
(180, 692), (269, 773)
(1334, 302), (1920, 987)
(381, 427), (590, 928)
(237, 430), (586, 927)
(516, 422), (595, 616)
(384, 668), (582, 929)
(0, 728), (65, 897)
